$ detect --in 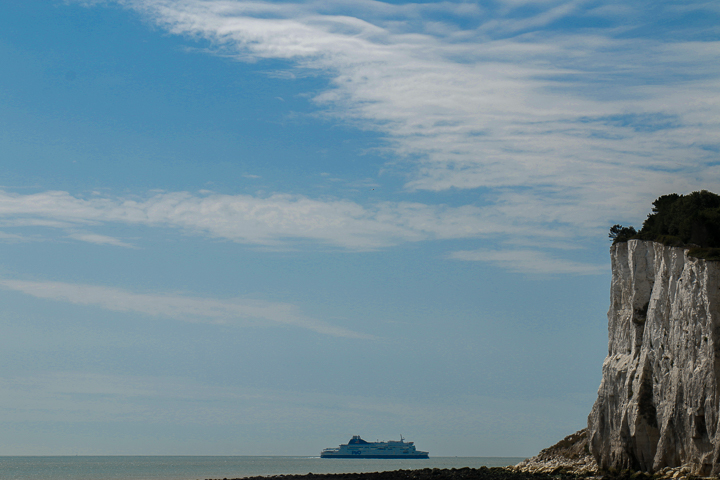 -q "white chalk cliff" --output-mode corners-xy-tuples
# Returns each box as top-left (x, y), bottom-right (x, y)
(588, 240), (720, 475)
